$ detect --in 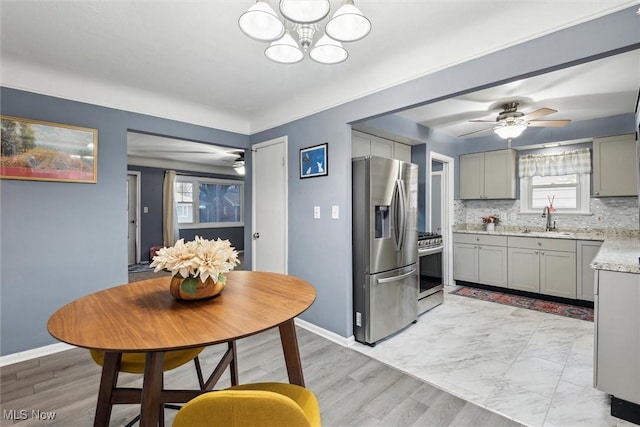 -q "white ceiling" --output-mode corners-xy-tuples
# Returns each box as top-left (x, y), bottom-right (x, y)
(394, 49), (640, 139)
(1, 1), (638, 163)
